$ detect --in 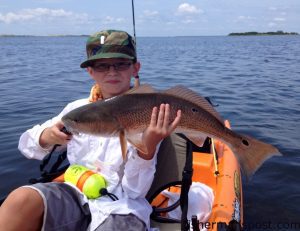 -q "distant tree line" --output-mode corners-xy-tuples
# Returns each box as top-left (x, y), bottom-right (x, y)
(228, 31), (299, 36)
